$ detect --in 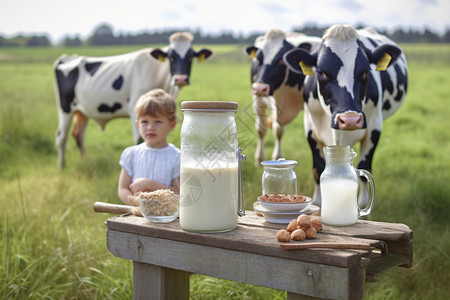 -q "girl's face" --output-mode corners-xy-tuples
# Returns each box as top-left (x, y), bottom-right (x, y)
(136, 114), (176, 148)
